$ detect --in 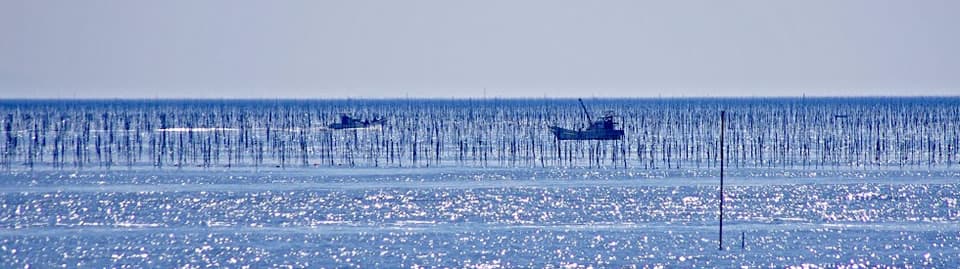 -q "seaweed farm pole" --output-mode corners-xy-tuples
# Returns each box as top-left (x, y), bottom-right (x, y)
(719, 110), (725, 250)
